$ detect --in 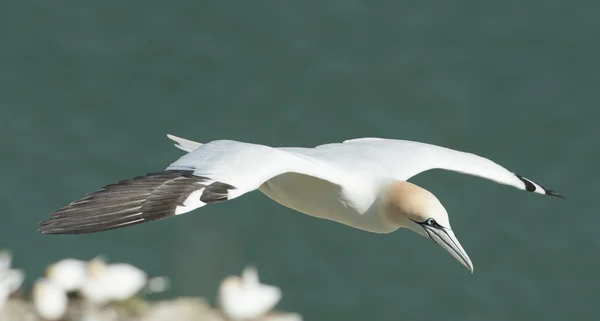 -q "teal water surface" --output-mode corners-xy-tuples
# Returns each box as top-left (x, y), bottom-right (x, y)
(0, 1), (598, 320)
